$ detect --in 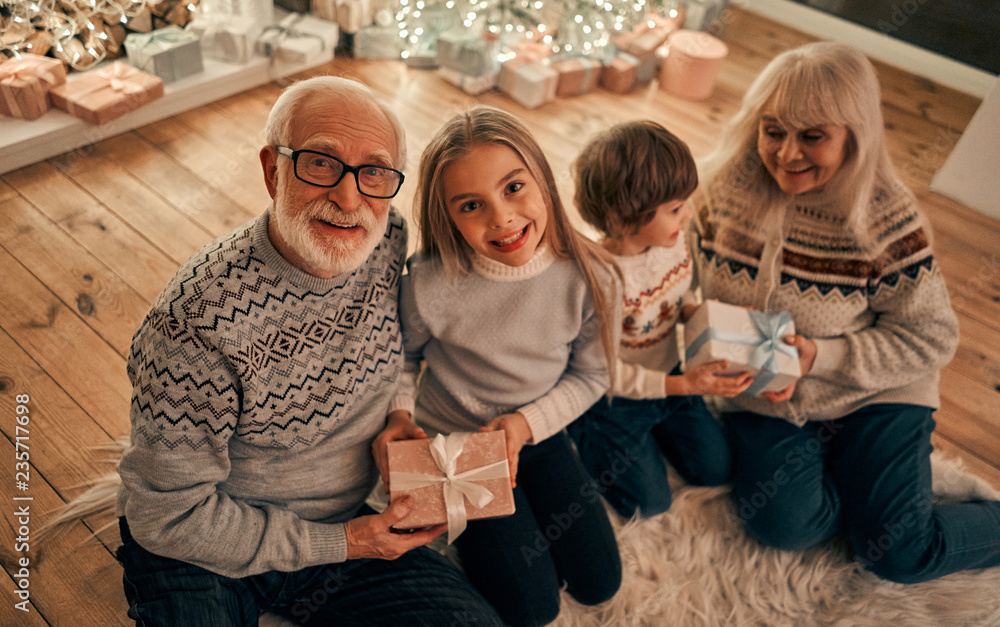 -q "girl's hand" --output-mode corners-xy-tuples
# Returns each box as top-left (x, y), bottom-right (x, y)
(761, 334), (816, 403)
(677, 360), (753, 397)
(373, 410), (427, 491)
(481, 413), (532, 488)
